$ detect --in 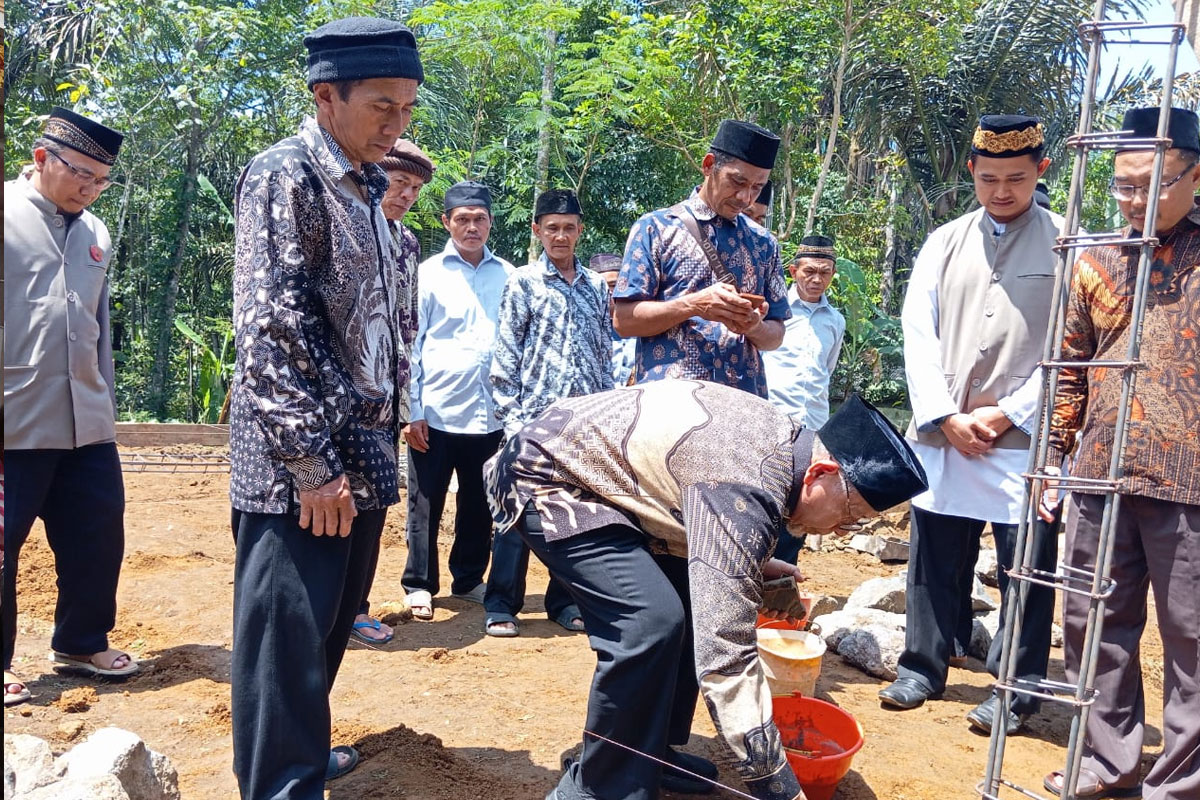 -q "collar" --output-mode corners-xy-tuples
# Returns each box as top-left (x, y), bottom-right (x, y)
(784, 429), (818, 524)
(442, 237), (497, 269)
(975, 201), (1040, 236)
(684, 187), (721, 223)
(538, 252), (583, 283)
(789, 285), (830, 311)
(299, 117), (389, 205)
(14, 172), (61, 217)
